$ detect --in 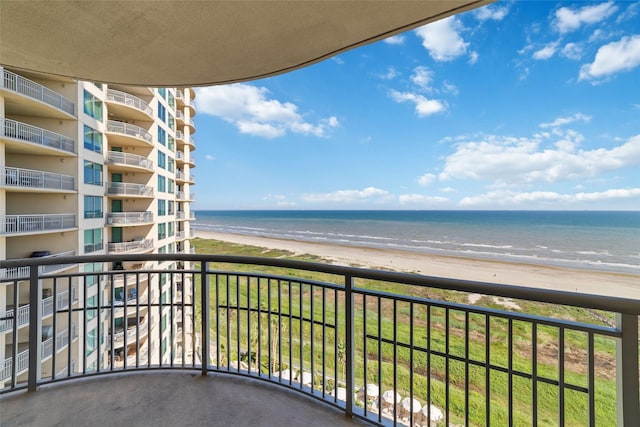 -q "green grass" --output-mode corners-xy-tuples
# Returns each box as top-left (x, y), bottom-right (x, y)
(191, 238), (620, 427)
